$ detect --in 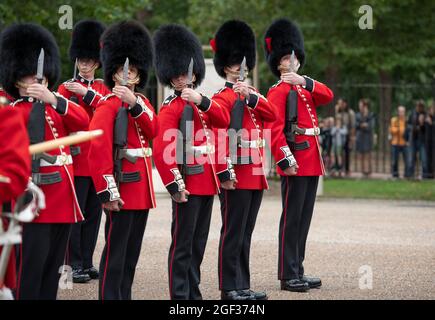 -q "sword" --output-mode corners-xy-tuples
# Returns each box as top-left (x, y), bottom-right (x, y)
(121, 57), (129, 86)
